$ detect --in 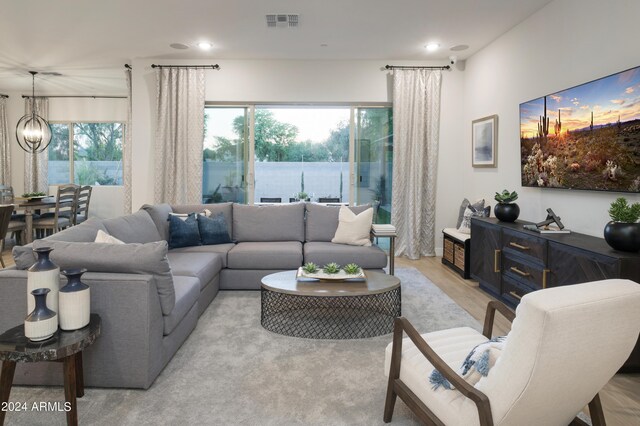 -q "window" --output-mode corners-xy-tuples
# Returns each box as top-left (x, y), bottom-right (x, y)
(47, 122), (124, 186)
(203, 105), (392, 223)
